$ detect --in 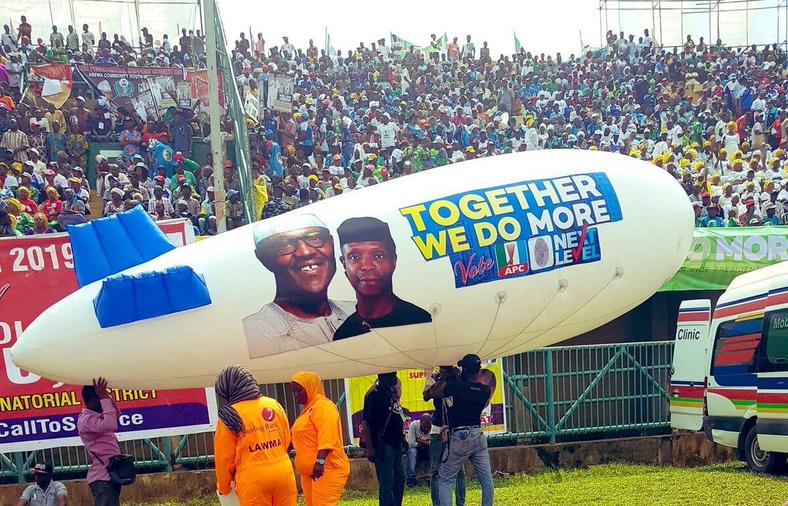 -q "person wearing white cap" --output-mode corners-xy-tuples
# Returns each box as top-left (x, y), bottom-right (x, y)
(28, 148), (46, 176)
(104, 187), (126, 216)
(242, 214), (353, 358)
